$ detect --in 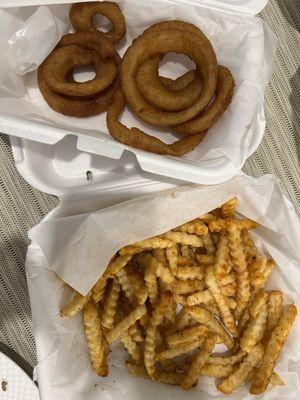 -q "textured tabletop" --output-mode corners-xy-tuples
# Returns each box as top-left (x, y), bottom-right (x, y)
(0, 0), (299, 378)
